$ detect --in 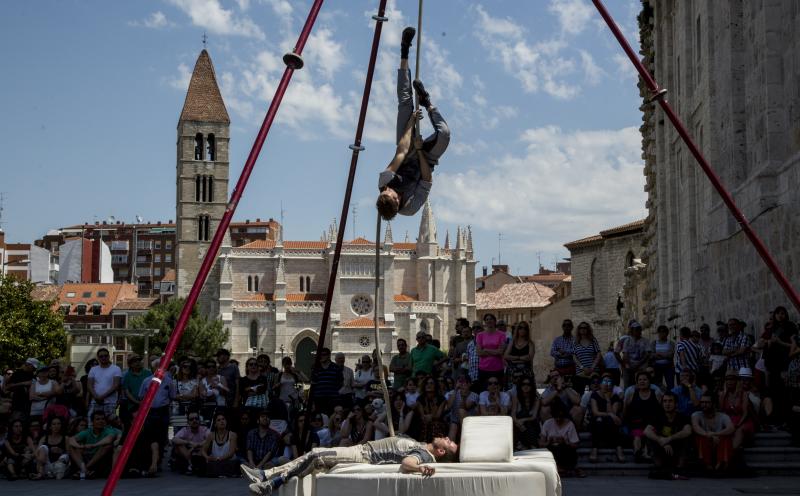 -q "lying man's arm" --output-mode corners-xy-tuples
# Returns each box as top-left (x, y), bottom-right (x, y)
(401, 455), (435, 476)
